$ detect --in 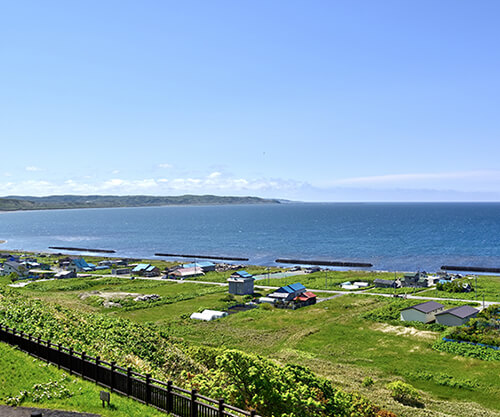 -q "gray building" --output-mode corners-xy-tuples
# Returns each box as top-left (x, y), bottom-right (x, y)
(227, 270), (254, 295)
(374, 278), (397, 288)
(2, 261), (28, 277)
(435, 305), (479, 326)
(400, 301), (445, 323)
